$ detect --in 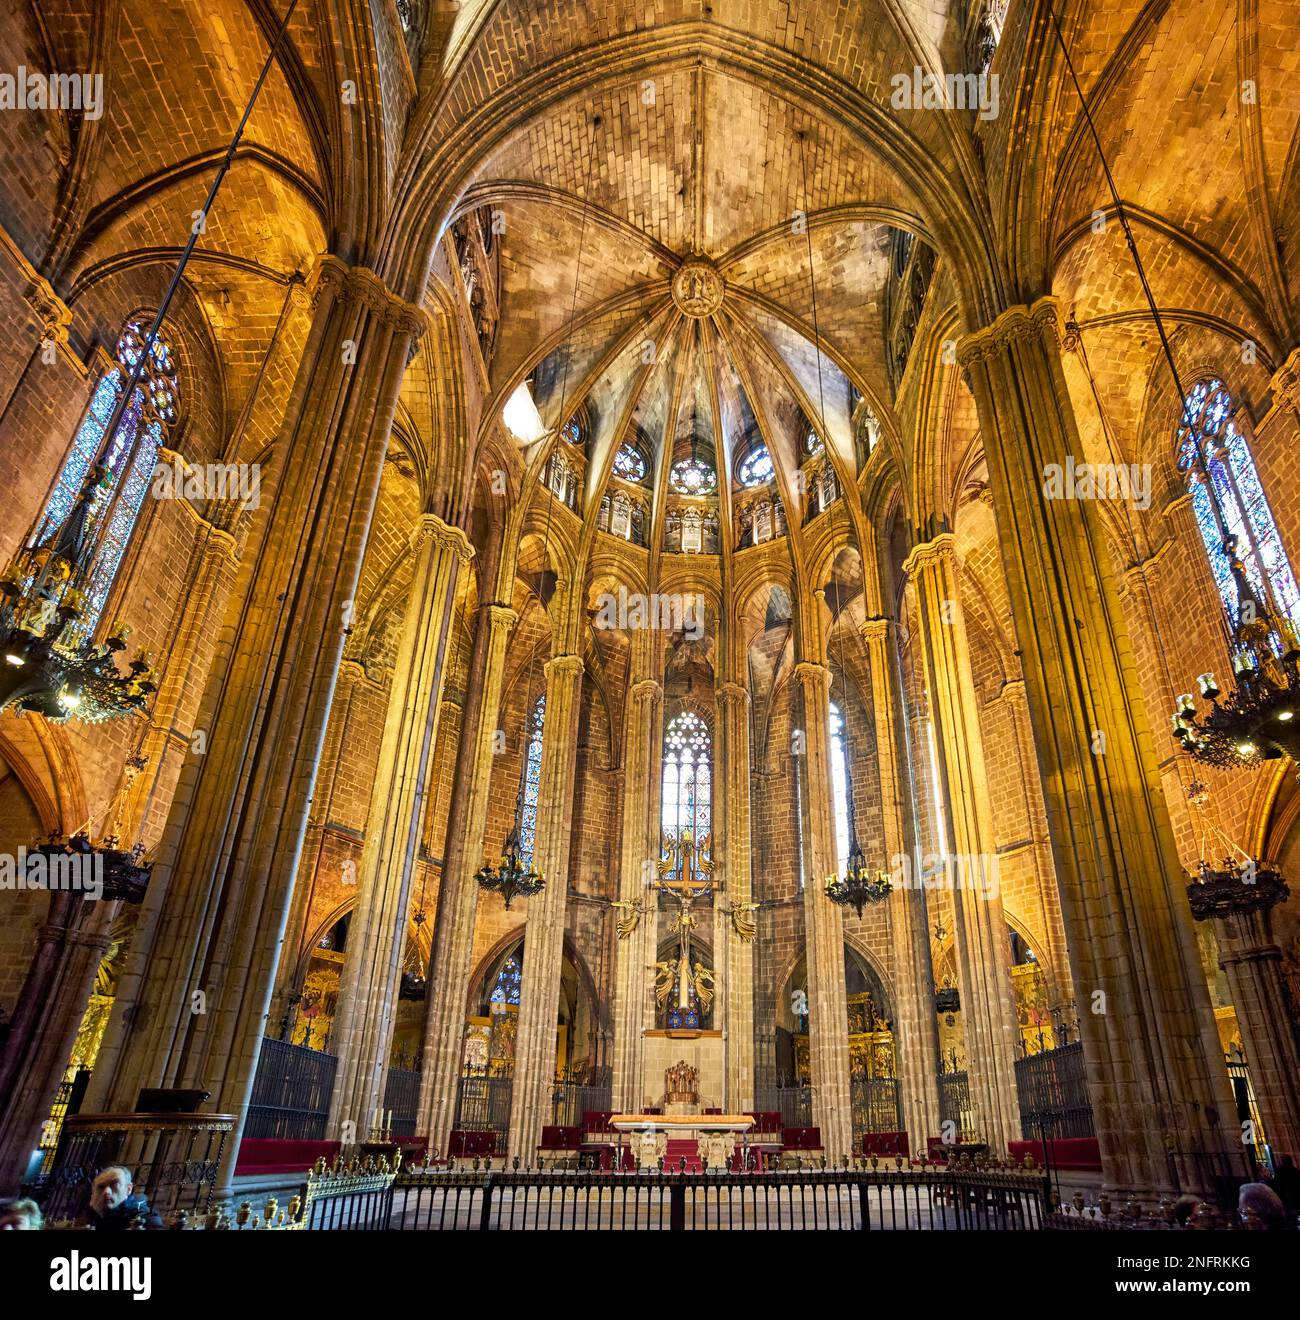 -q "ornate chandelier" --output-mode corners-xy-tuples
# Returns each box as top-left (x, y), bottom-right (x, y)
(474, 820), (545, 910)
(0, 469), (157, 723)
(1171, 577), (1300, 770)
(824, 837), (893, 919)
(1182, 780), (1291, 921)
